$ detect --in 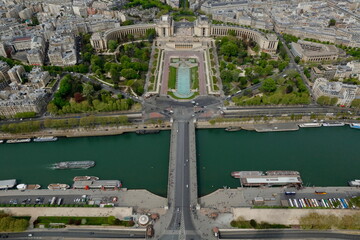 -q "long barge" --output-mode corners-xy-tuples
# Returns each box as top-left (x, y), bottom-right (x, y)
(322, 122), (345, 127)
(136, 130), (160, 135)
(0, 179), (16, 189)
(6, 138), (31, 143)
(231, 170), (303, 187)
(33, 136), (58, 142)
(299, 123), (322, 128)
